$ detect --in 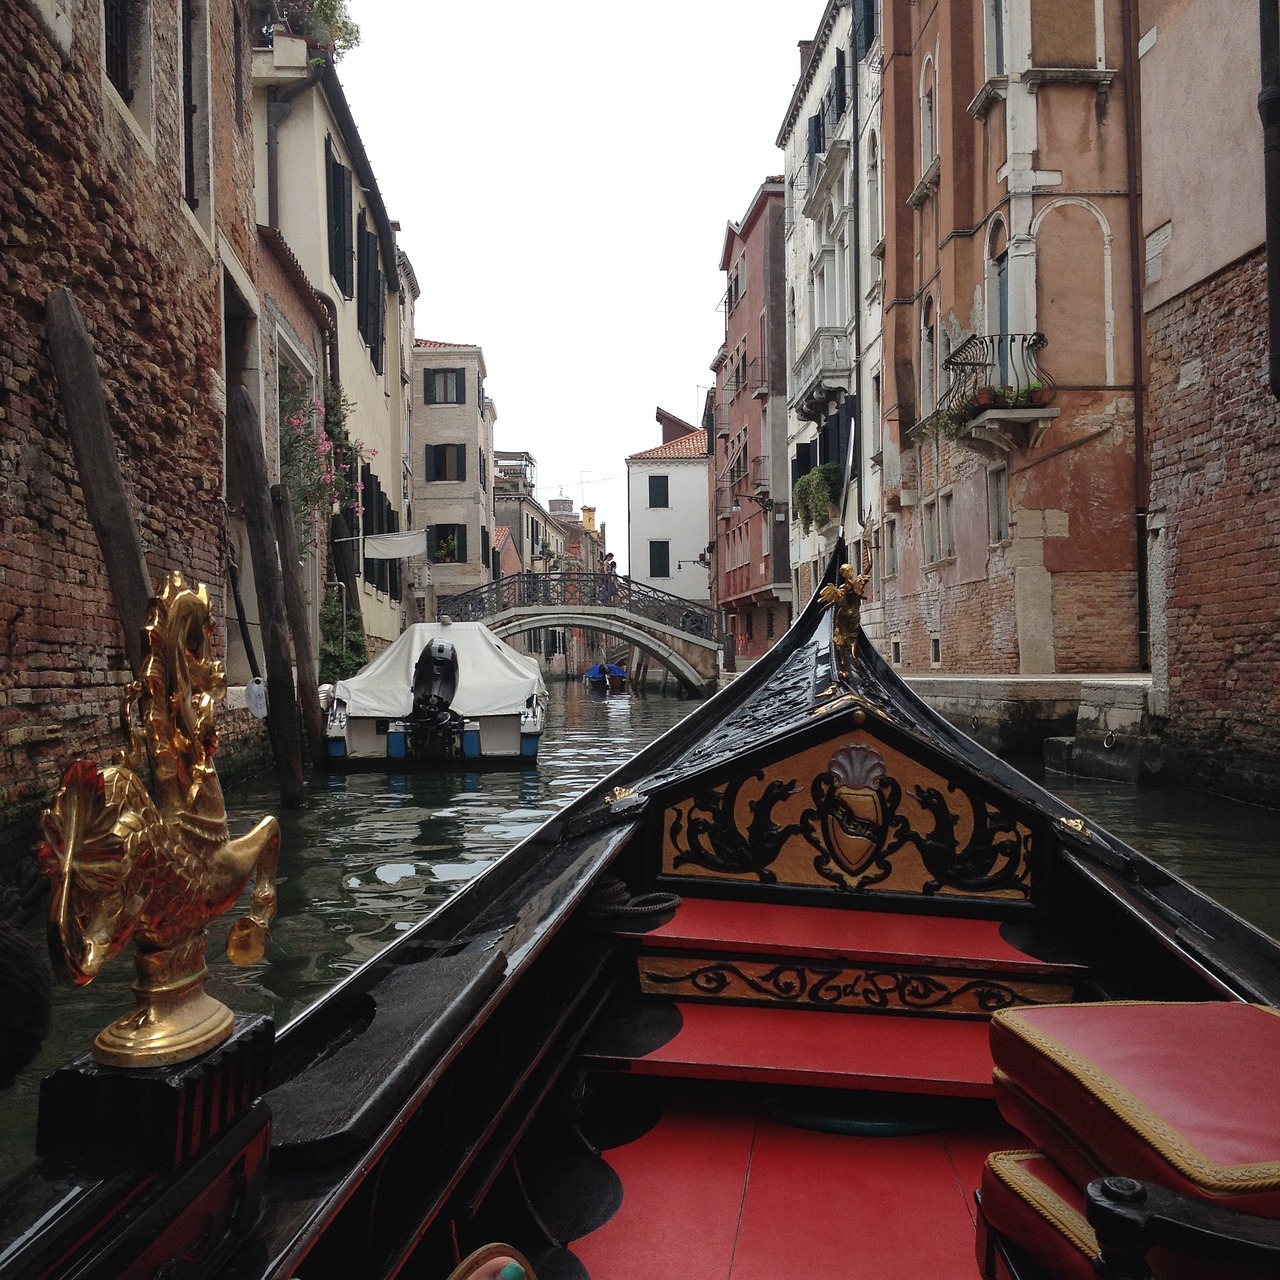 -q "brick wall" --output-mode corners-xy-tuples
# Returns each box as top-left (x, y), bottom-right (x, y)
(0, 0), (267, 850)
(1147, 248), (1280, 792)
